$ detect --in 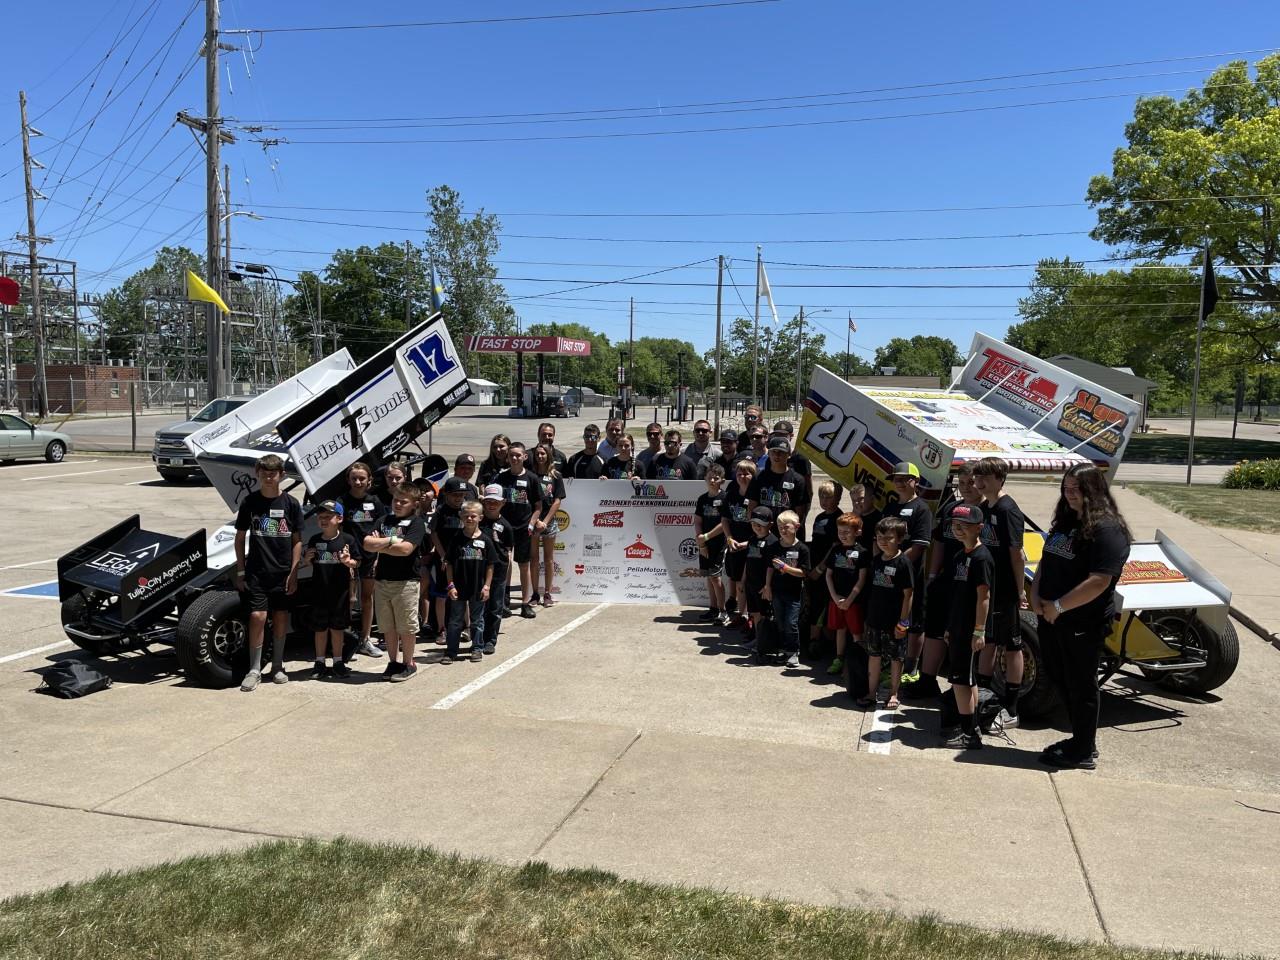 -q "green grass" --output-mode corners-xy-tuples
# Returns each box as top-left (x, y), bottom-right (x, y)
(1129, 483), (1280, 535)
(1124, 433), (1280, 464)
(0, 838), (1253, 960)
